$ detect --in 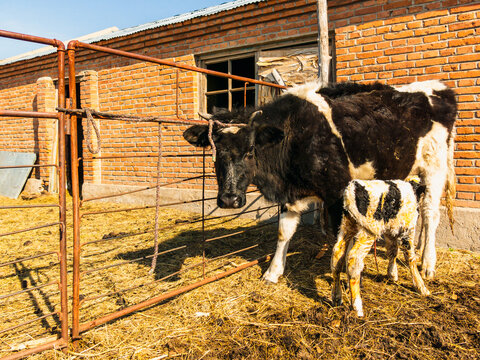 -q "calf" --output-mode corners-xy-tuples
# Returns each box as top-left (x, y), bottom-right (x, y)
(331, 177), (430, 317)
